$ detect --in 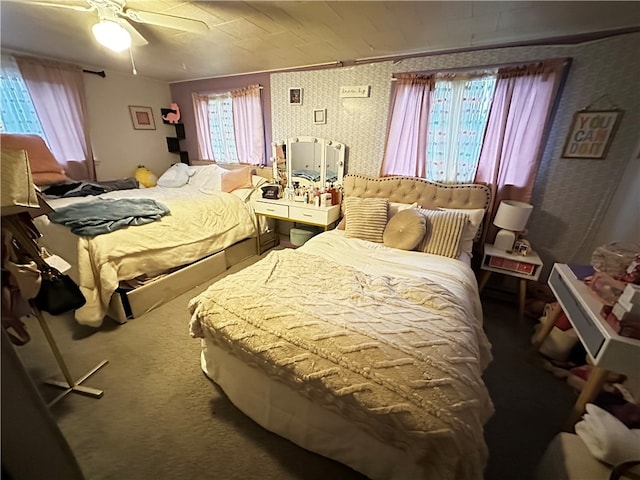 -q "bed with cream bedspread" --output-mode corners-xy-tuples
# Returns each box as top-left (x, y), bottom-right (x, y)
(35, 184), (258, 327)
(189, 230), (494, 479)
